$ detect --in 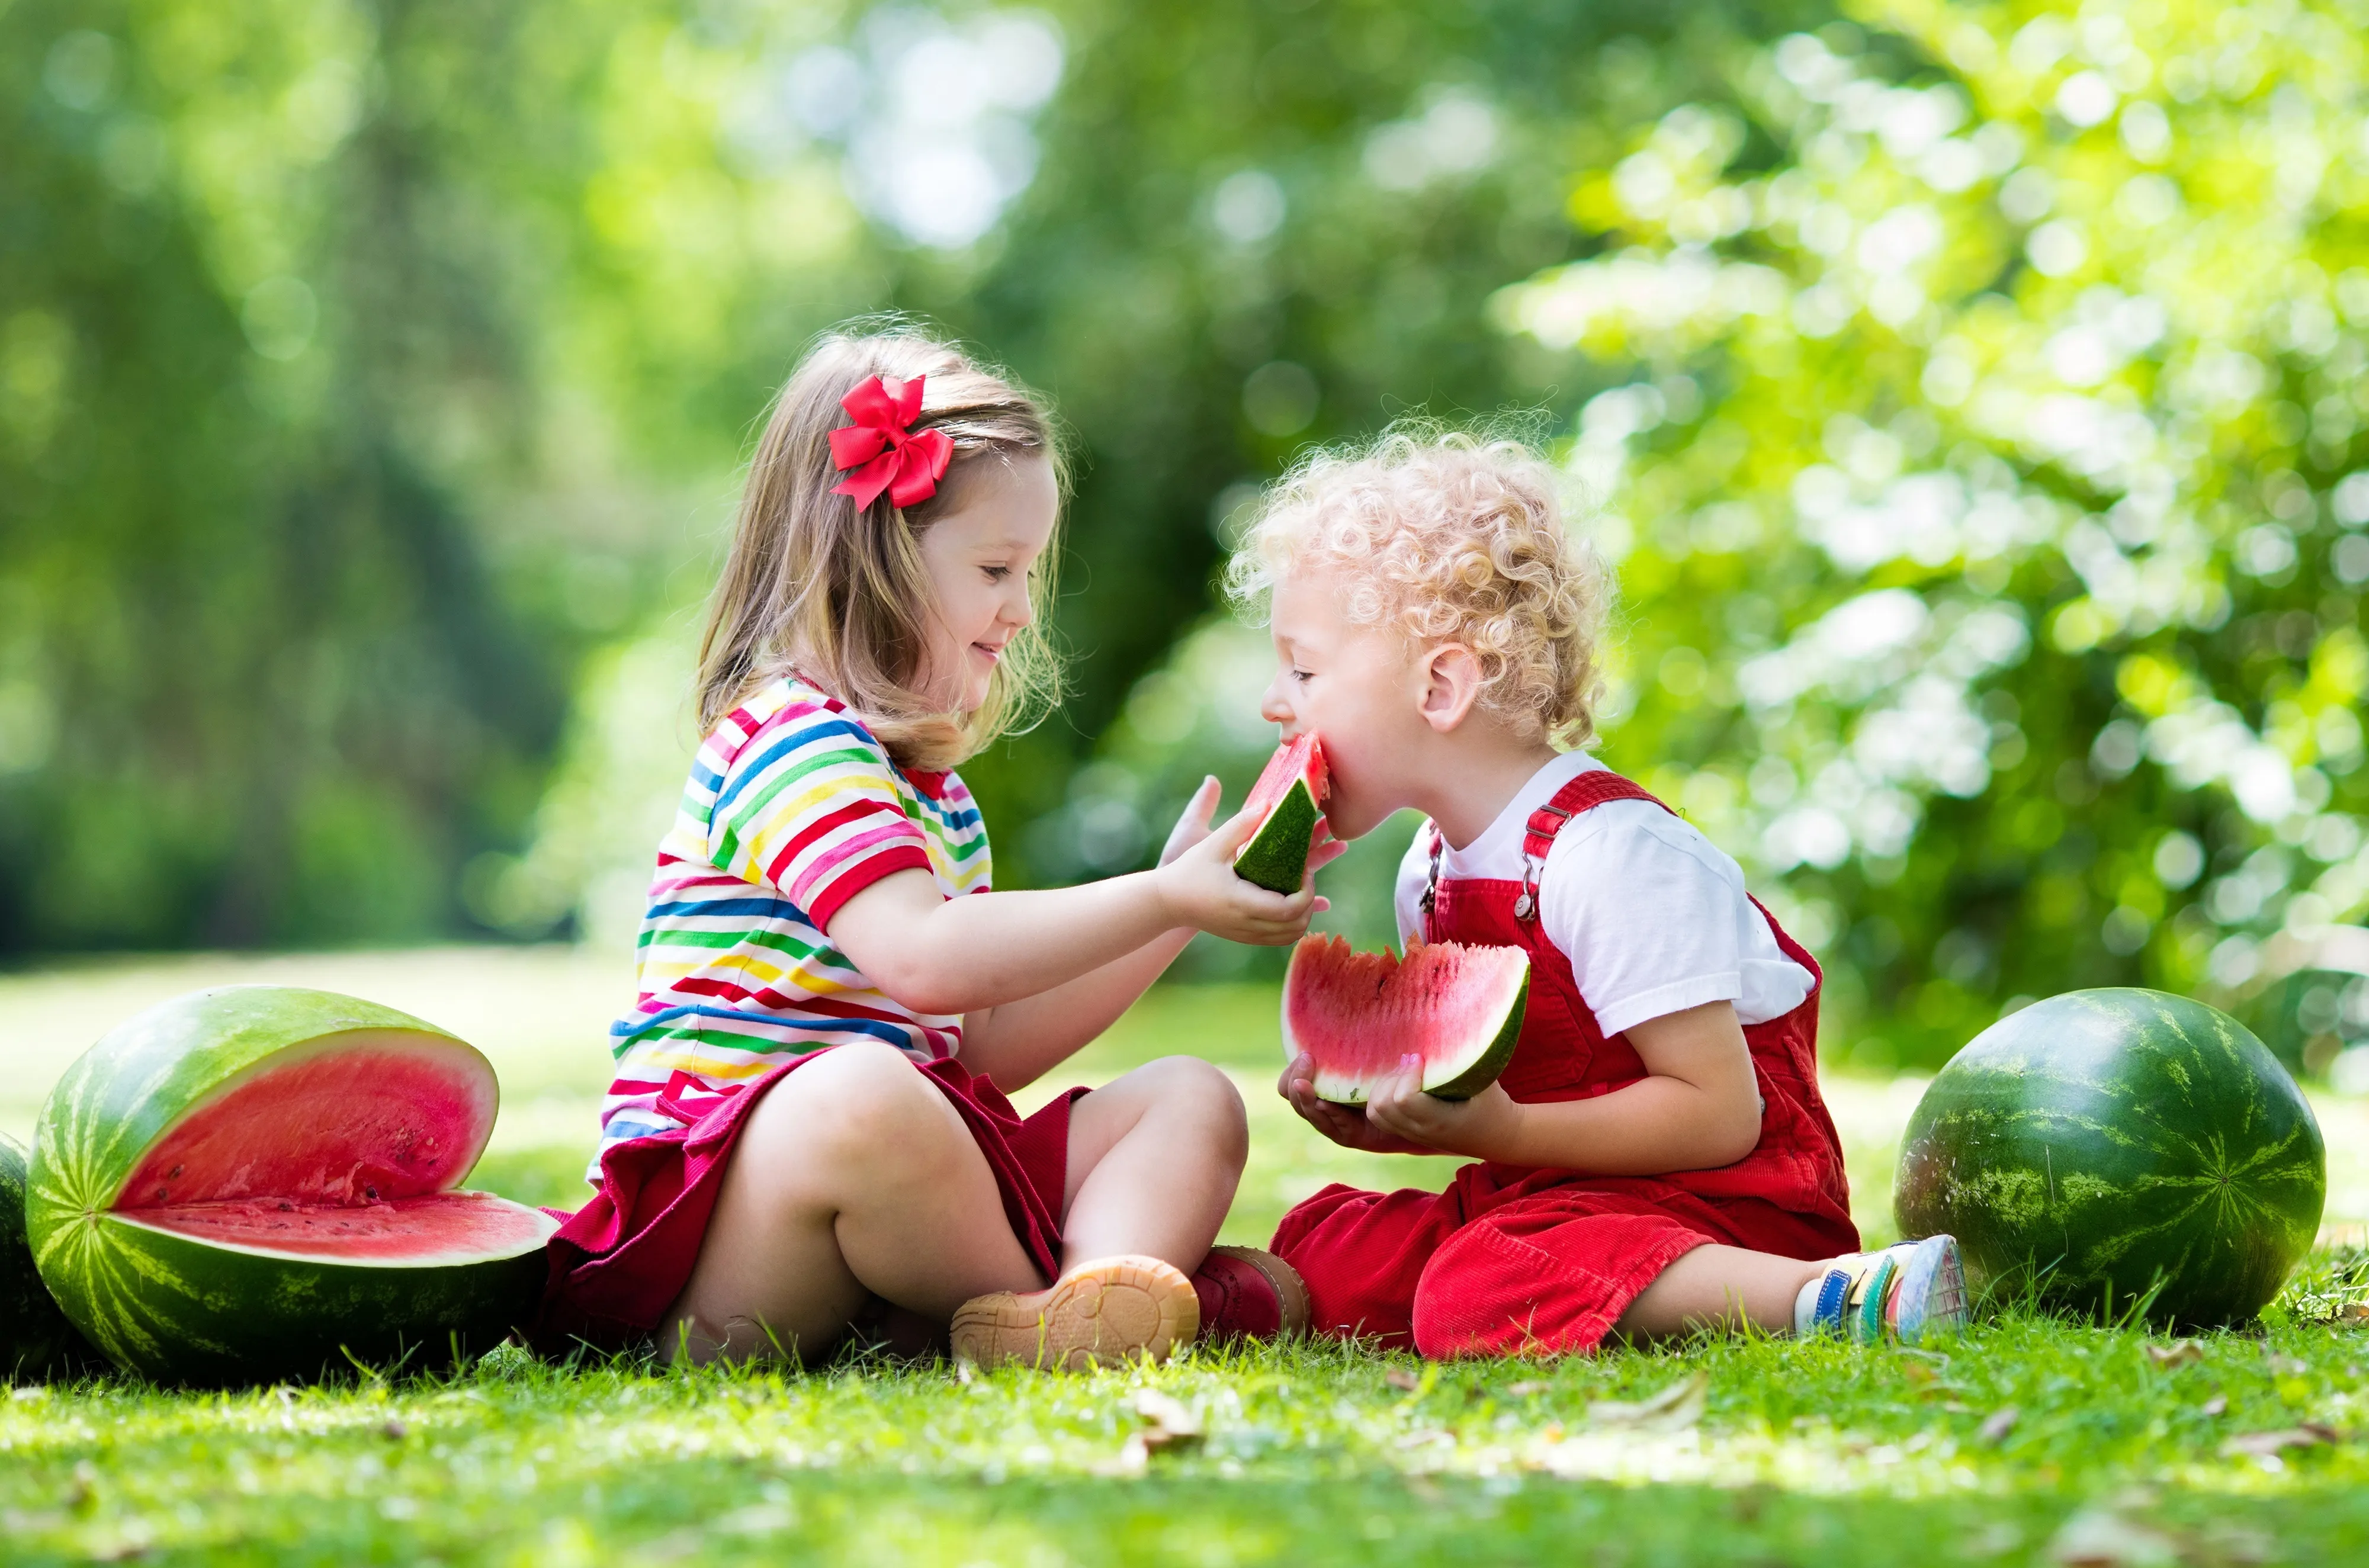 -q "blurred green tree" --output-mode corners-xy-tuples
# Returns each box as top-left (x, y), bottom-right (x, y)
(1492, 0), (2369, 1066)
